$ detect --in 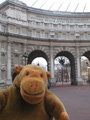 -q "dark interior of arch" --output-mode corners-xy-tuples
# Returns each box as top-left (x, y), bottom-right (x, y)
(83, 51), (90, 60)
(27, 50), (48, 64)
(55, 51), (77, 85)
